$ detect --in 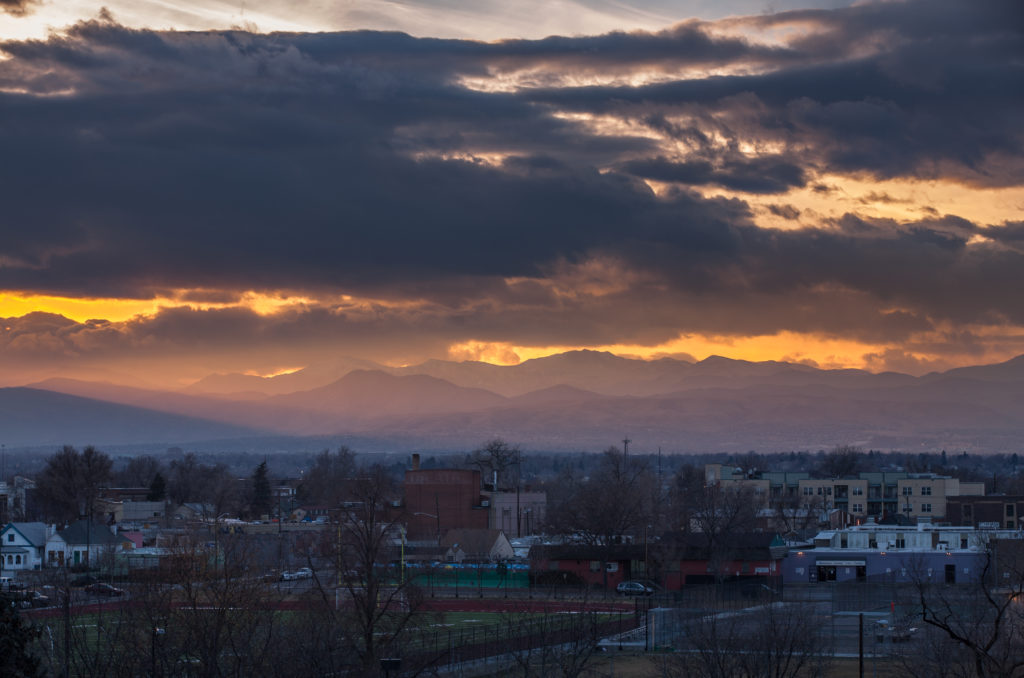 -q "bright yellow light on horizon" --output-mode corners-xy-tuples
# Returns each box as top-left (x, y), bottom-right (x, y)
(242, 366), (305, 378)
(449, 332), (896, 371)
(0, 293), (162, 323)
(0, 290), (315, 323)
